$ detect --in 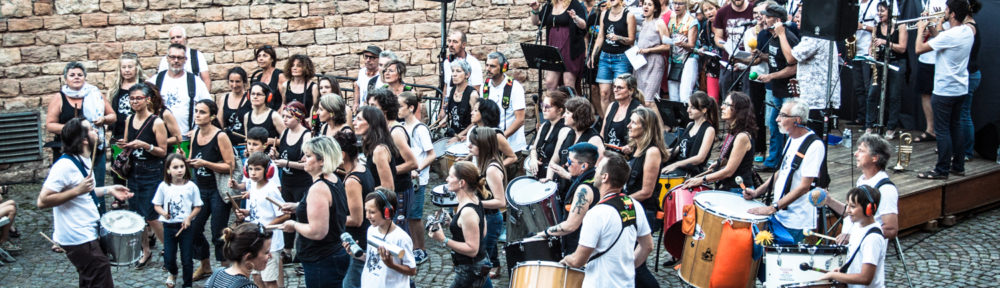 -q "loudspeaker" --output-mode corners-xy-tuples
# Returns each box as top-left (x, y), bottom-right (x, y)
(801, 0), (859, 41)
(974, 121), (1000, 161)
